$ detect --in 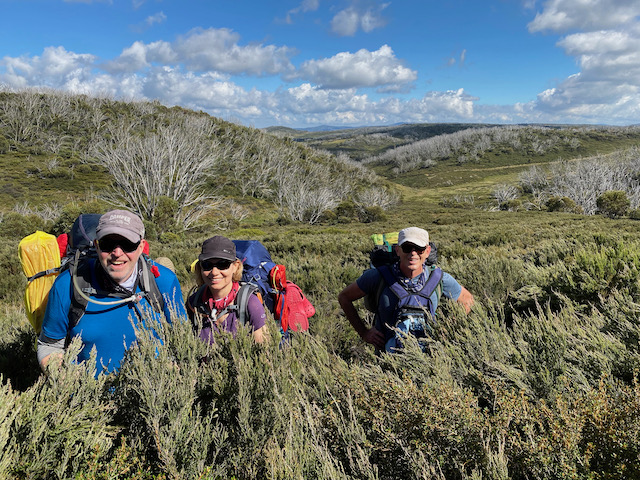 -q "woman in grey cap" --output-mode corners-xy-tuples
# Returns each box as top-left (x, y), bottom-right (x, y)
(186, 235), (268, 344)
